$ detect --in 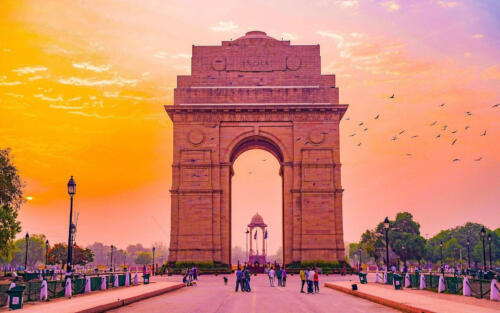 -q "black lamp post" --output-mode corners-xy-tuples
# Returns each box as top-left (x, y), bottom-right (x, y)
(152, 247), (156, 276)
(487, 234), (492, 270)
(45, 240), (49, 266)
(439, 241), (443, 268)
(466, 239), (471, 269)
(110, 245), (114, 272)
(402, 244), (406, 268)
(66, 176), (76, 273)
(357, 247), (362, 272)
(384, 217), (390, 269)
(480, 227), (486, 271)
(24, 232), (29, 271)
